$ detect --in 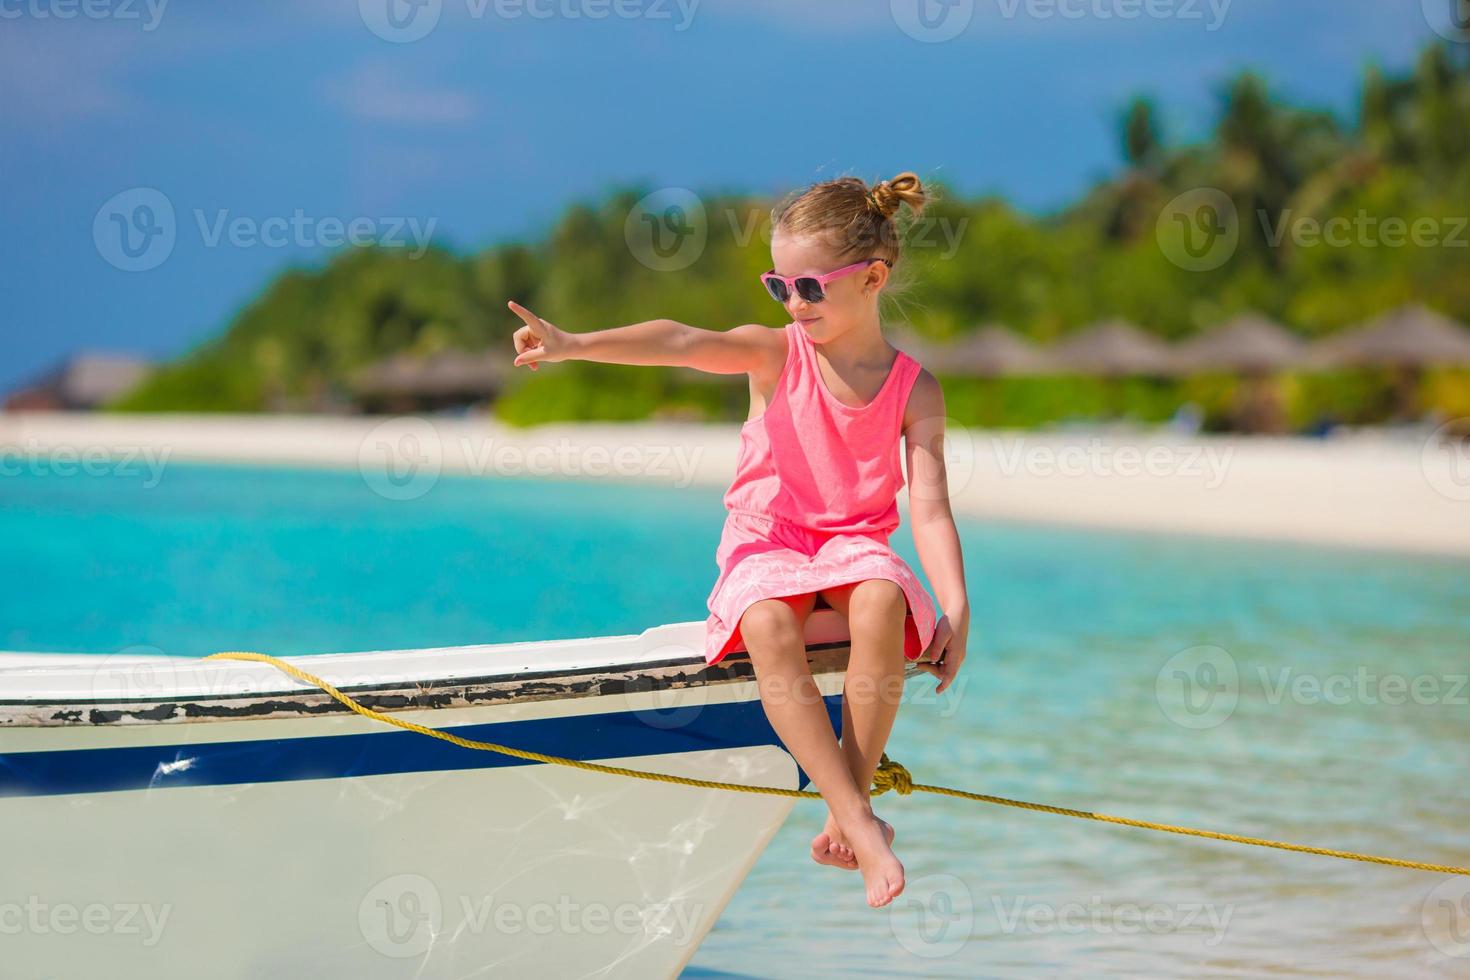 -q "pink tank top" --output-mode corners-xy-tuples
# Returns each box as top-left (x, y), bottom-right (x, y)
(722, 321), (924, 536)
